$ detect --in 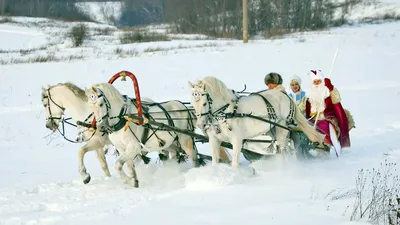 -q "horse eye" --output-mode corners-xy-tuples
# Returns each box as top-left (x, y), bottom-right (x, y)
(99, 103), (104, 107)
(193, 92), (201, 101)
